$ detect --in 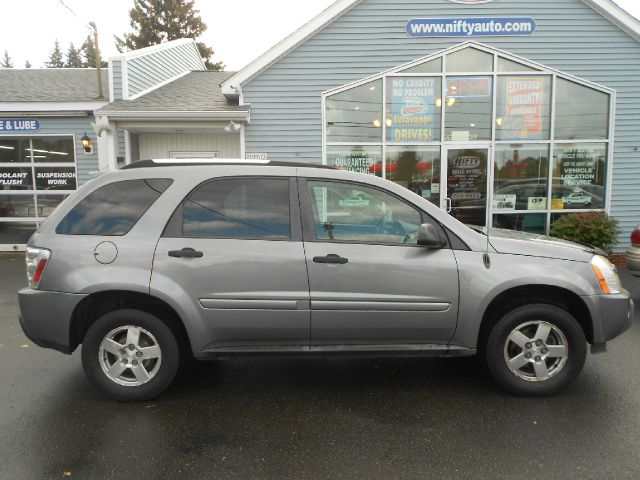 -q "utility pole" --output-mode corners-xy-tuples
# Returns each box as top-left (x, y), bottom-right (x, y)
(89, 21), (104, 99)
